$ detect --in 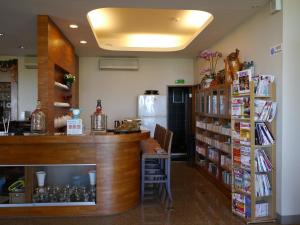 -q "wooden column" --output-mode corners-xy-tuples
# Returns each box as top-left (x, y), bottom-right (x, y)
(37, 15), (79, 133)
